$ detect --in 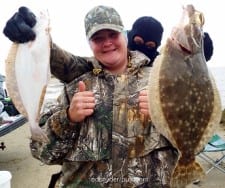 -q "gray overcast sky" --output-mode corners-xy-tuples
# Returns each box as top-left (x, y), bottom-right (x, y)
(0, 0), (224, 75)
